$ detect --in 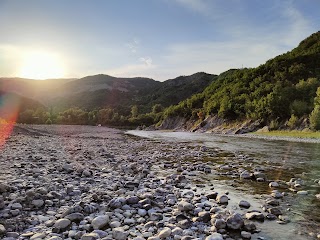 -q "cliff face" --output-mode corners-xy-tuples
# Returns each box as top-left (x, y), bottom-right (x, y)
(157, 115), (263, 134)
